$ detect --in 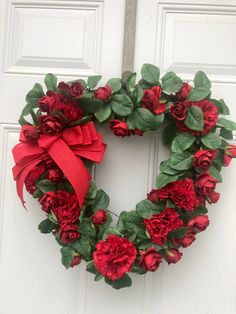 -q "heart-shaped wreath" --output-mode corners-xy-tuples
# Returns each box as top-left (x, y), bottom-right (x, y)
(12, 64), (236, 289)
